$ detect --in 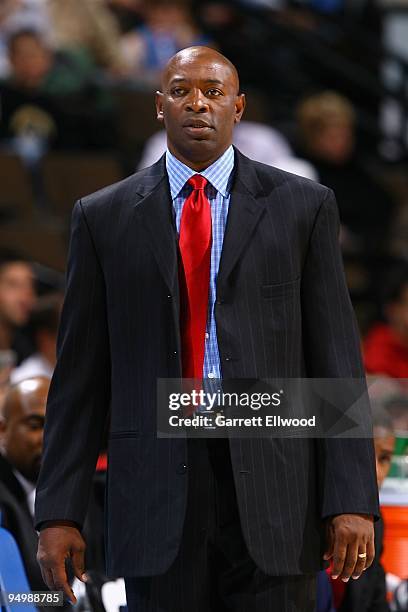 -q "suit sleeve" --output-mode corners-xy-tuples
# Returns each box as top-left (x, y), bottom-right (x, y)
(301, 188), (380, 520)
(34, 200), (111, 531)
